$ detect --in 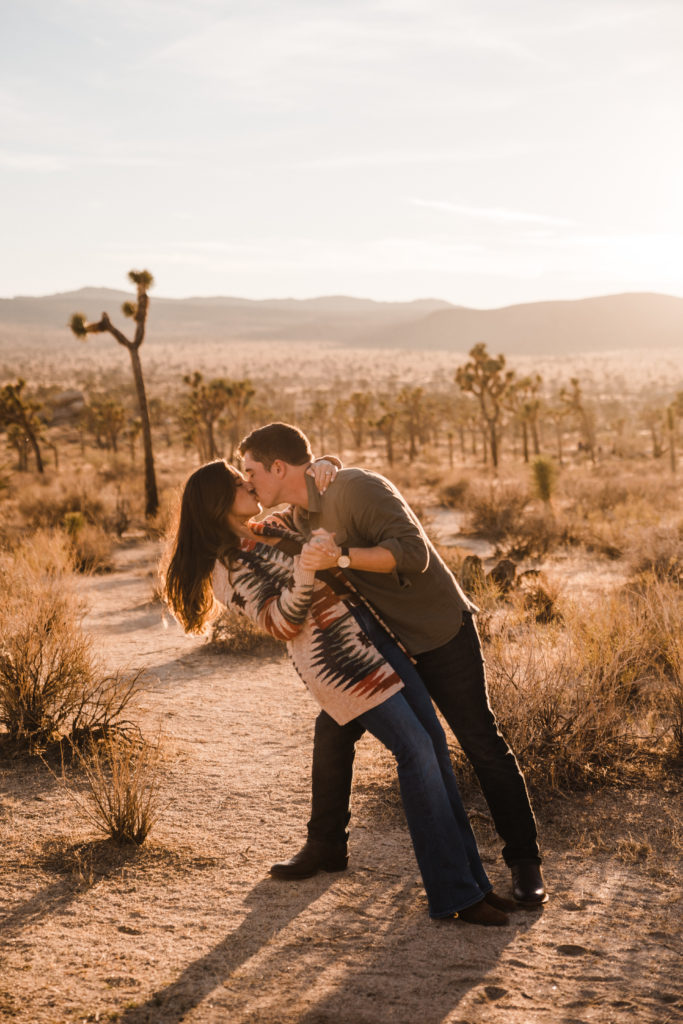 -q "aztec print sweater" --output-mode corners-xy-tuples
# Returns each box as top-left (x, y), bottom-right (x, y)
(210, 516), (404, 725)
